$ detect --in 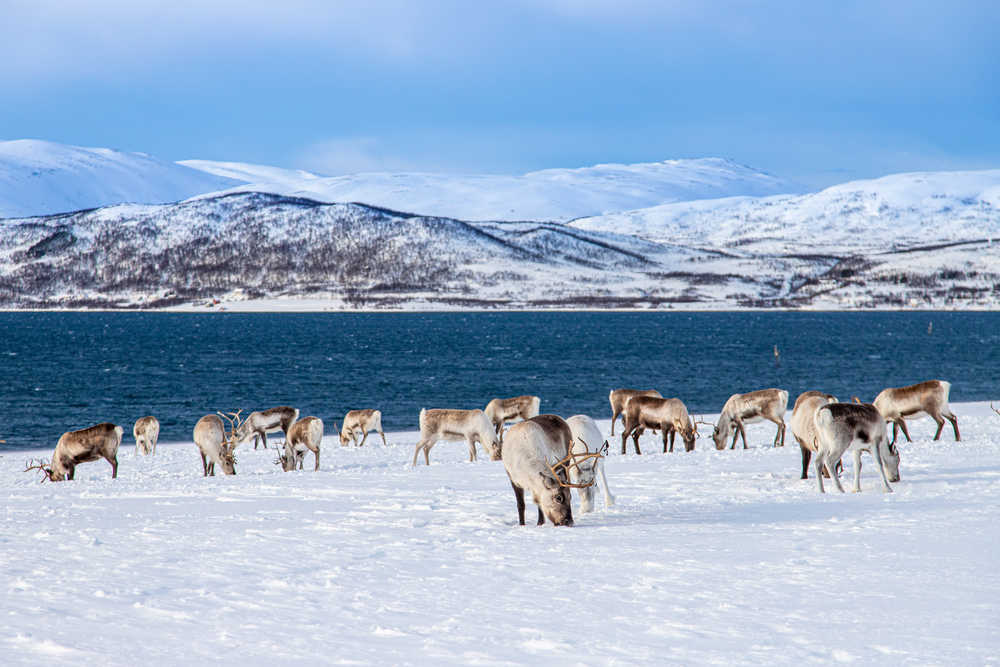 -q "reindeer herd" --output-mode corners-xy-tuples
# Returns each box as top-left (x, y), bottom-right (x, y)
(22, 379), (978, 526)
